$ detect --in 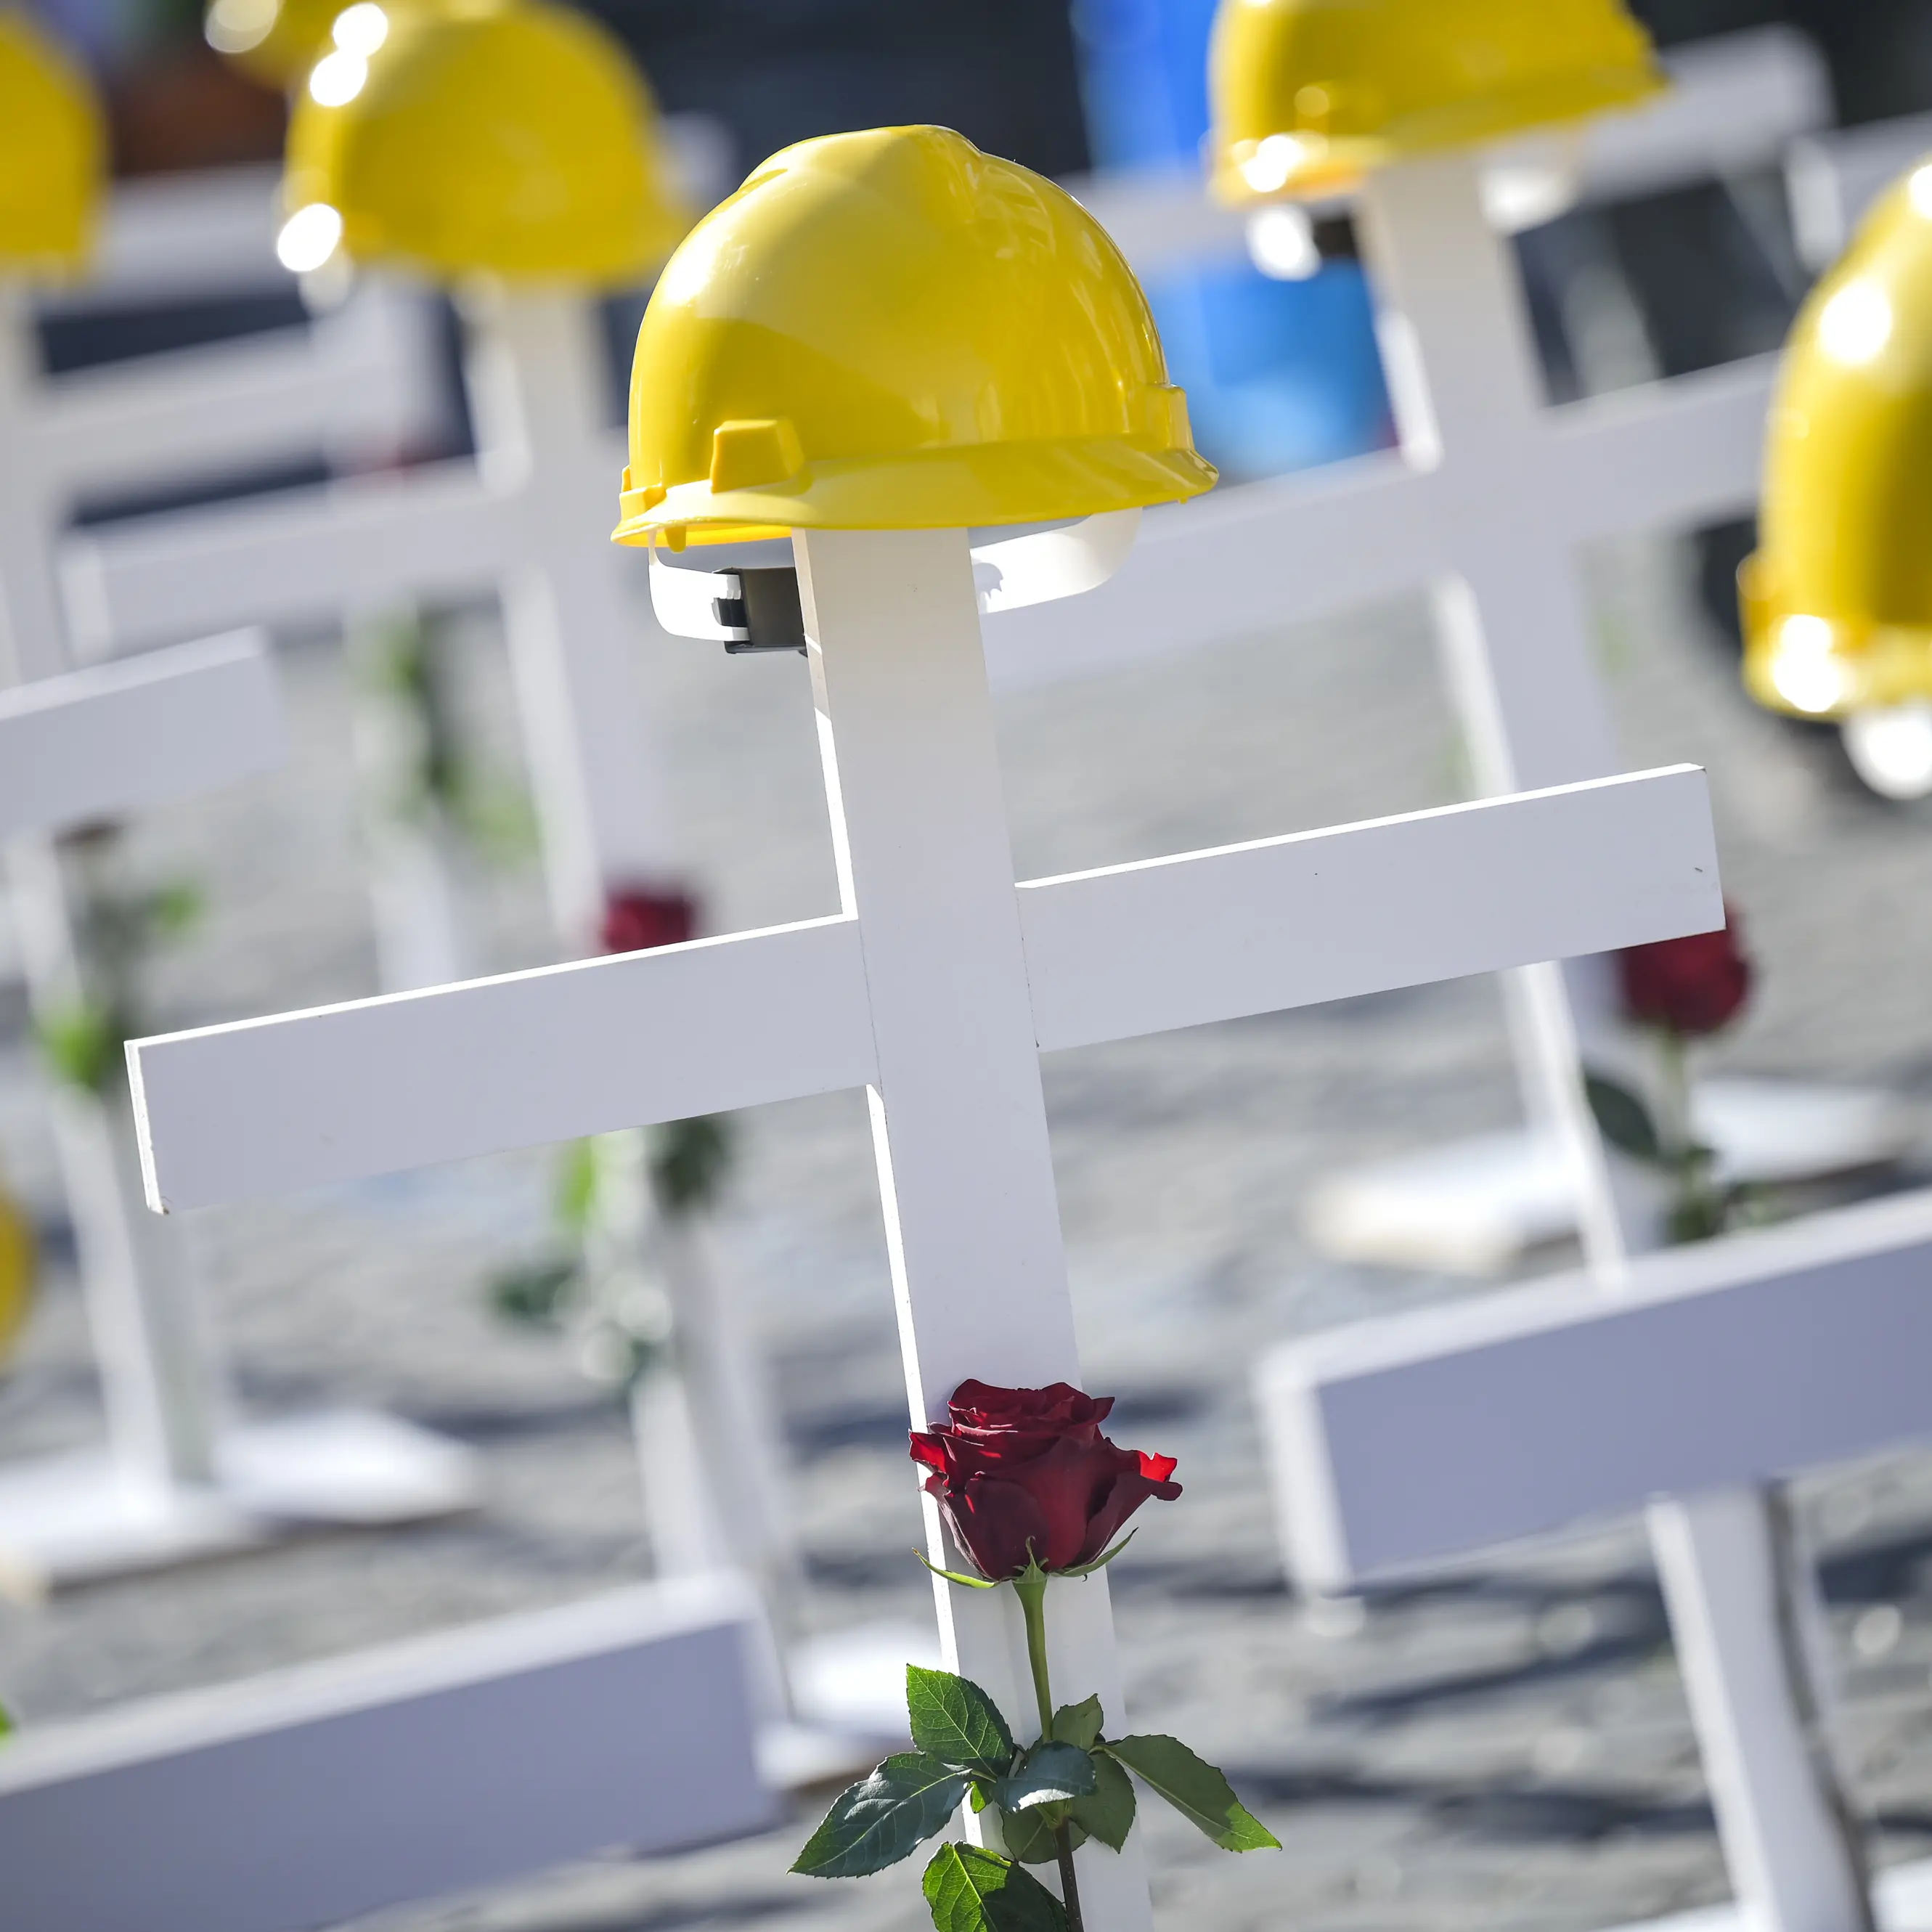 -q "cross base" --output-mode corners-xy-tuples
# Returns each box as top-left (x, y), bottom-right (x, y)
(1607, 1857), (1932, 1932)
(1305, 1080), (1916, 1276)
(0, 1409), (479, 1596)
